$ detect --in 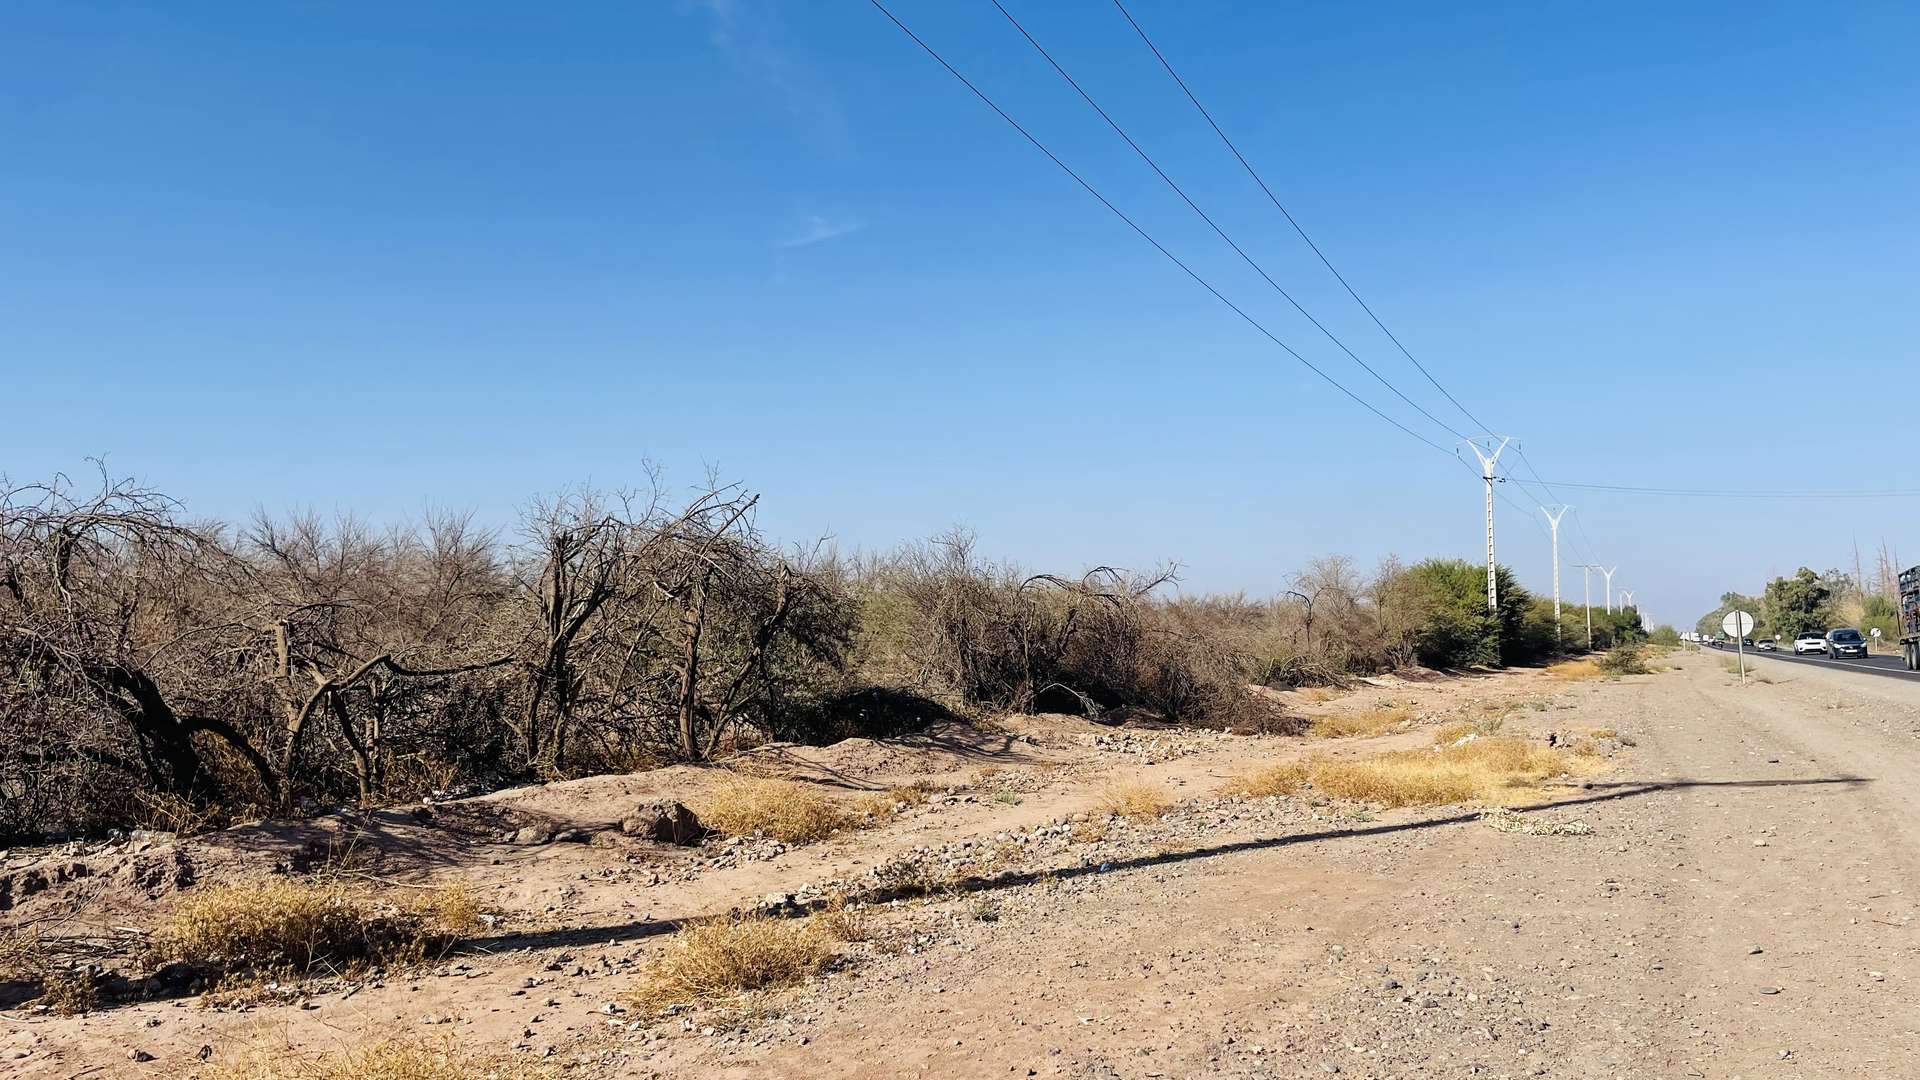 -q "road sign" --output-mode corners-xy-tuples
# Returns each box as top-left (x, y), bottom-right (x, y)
(1722, 611), (1754, 638)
